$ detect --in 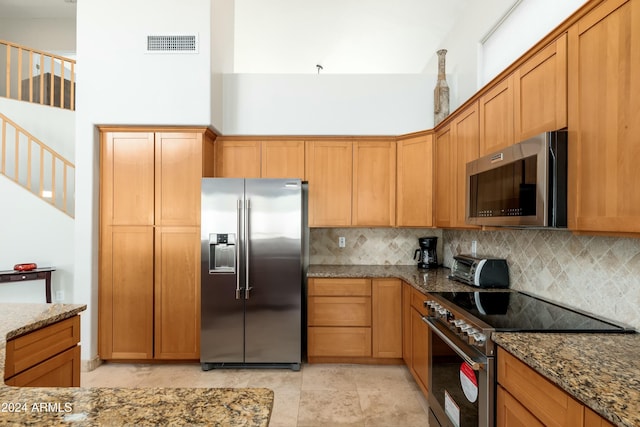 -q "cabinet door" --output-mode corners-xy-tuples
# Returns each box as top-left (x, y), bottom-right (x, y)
(261, 140), (305, 178)
(497, 347), (583, 427)
(434, 125), (454, 228)
(101, 132), (154, 226)
(353, 140), (396, 226)
(154, 226), (200, 359)
(308, 327), (372, 357)
(5, 346), (80, 387)
(99, 226), (154, 360)
(568, 0), (640, 233)
(479, 76), (515, 156)
(402, 282), (412, 366)
(410, 306), (429, 394)
(584, 407), (614, 427)
(514, 33), (567, 141)
(215, 140), (261, 178)
(305, 140), (352, 227)
(308, 296), (371, 327)
(155, 132), (203, 226)
(452, 102), (480, 228)
(372, 279), (402, 358)
(497, 385), (544, 427)
(396, 134), (434, 227)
